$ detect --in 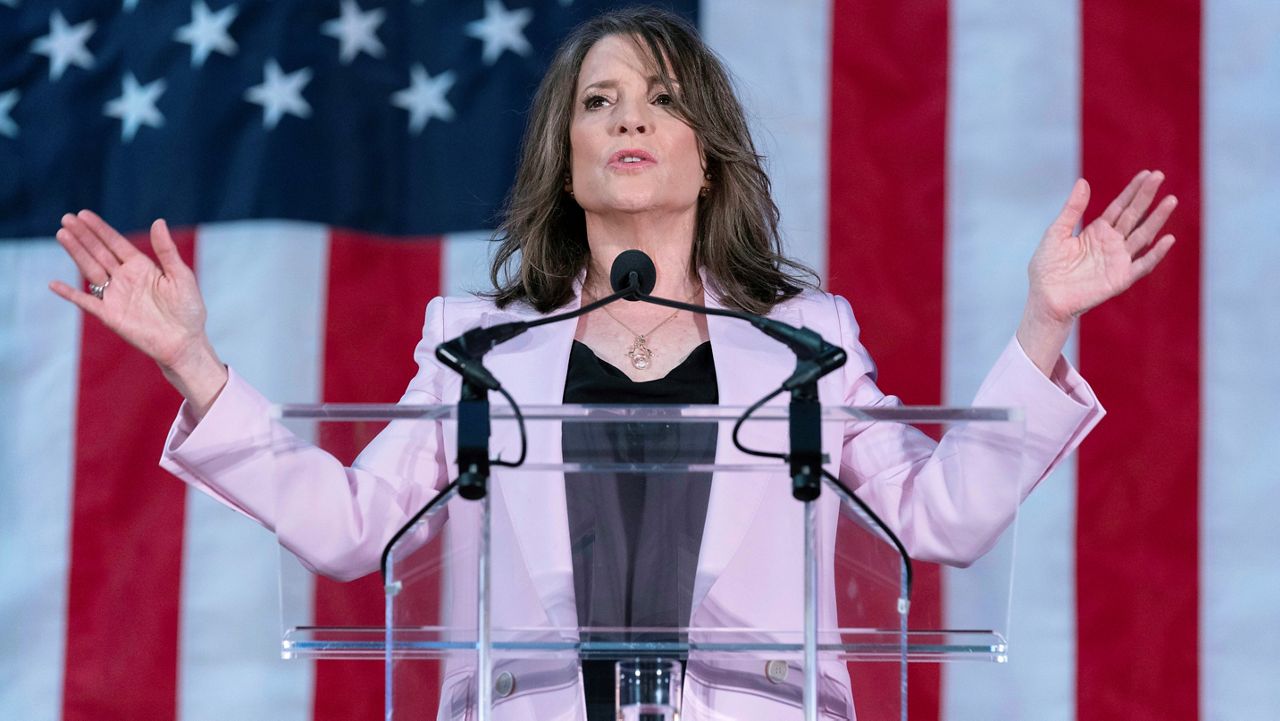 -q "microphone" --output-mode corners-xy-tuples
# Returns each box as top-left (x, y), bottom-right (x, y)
(609, 249), (657, 301)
